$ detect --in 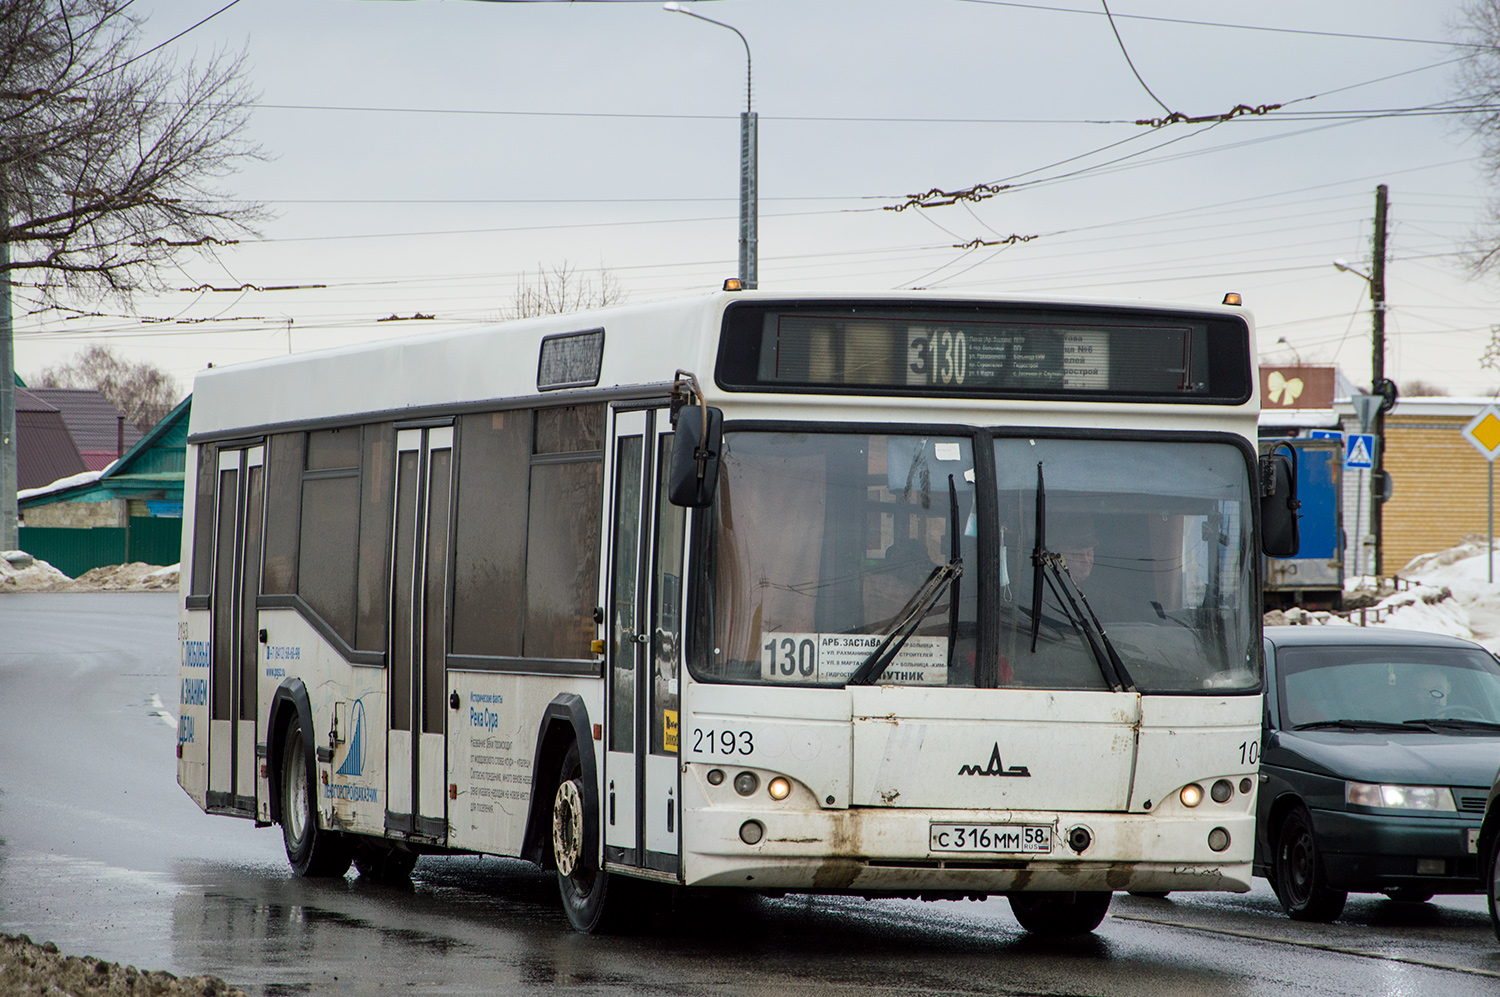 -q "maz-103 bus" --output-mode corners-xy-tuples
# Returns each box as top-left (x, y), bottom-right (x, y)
(176, 289), (1298, 936)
